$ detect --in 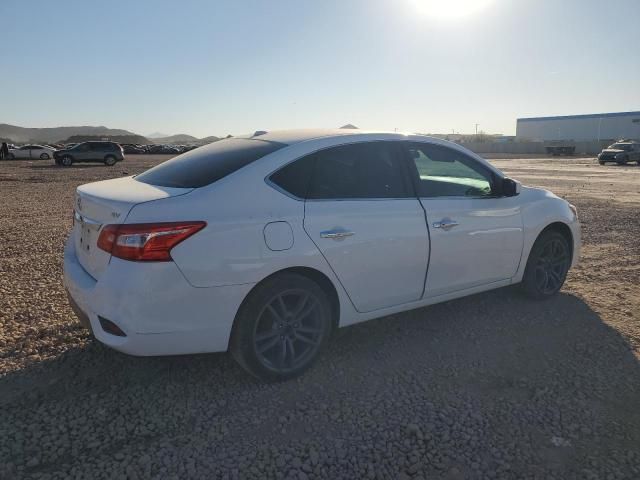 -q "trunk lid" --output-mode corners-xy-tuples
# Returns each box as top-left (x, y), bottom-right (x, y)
(73, 176), (192, 279)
